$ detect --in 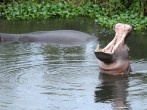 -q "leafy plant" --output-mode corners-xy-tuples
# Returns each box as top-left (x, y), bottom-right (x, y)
(0, 0), (147, 31)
